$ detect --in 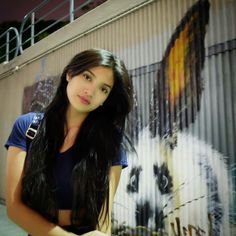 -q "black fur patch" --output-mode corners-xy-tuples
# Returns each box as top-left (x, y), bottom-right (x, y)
(127, 166), (142, 193)
(153, 163), (173, 194)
